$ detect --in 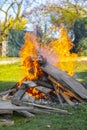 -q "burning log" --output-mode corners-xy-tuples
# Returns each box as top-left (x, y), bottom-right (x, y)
(41, 61), (87, 100)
